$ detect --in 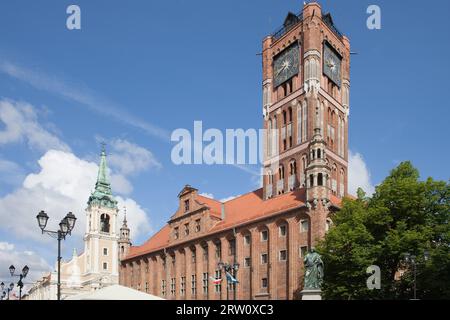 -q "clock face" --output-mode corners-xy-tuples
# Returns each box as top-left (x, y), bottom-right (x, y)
(273, 43), (300, 88)
(323, 43), (342, 87)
